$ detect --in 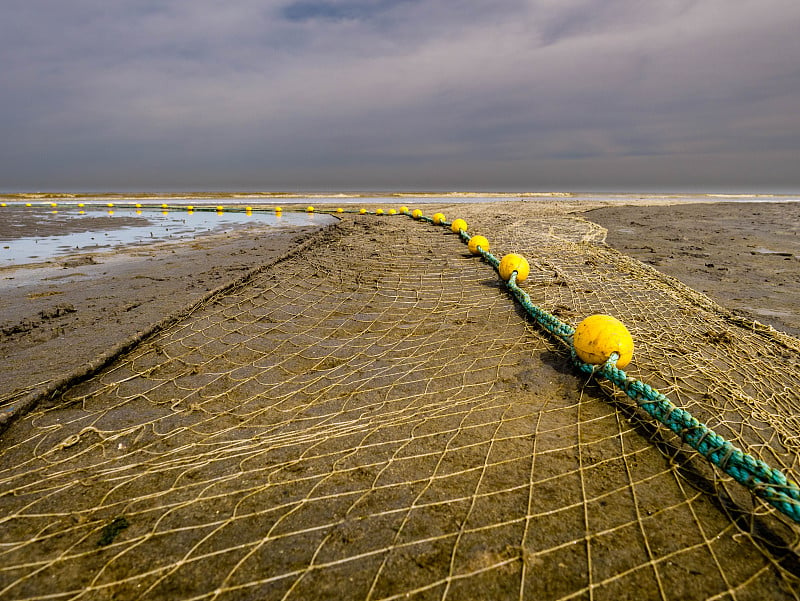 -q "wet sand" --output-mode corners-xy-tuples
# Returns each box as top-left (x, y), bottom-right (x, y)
(2, 199), (798, 411)
(586, 201), (800, 337)
(0, 220), (321, 412)
(1, 199), (799, 599)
